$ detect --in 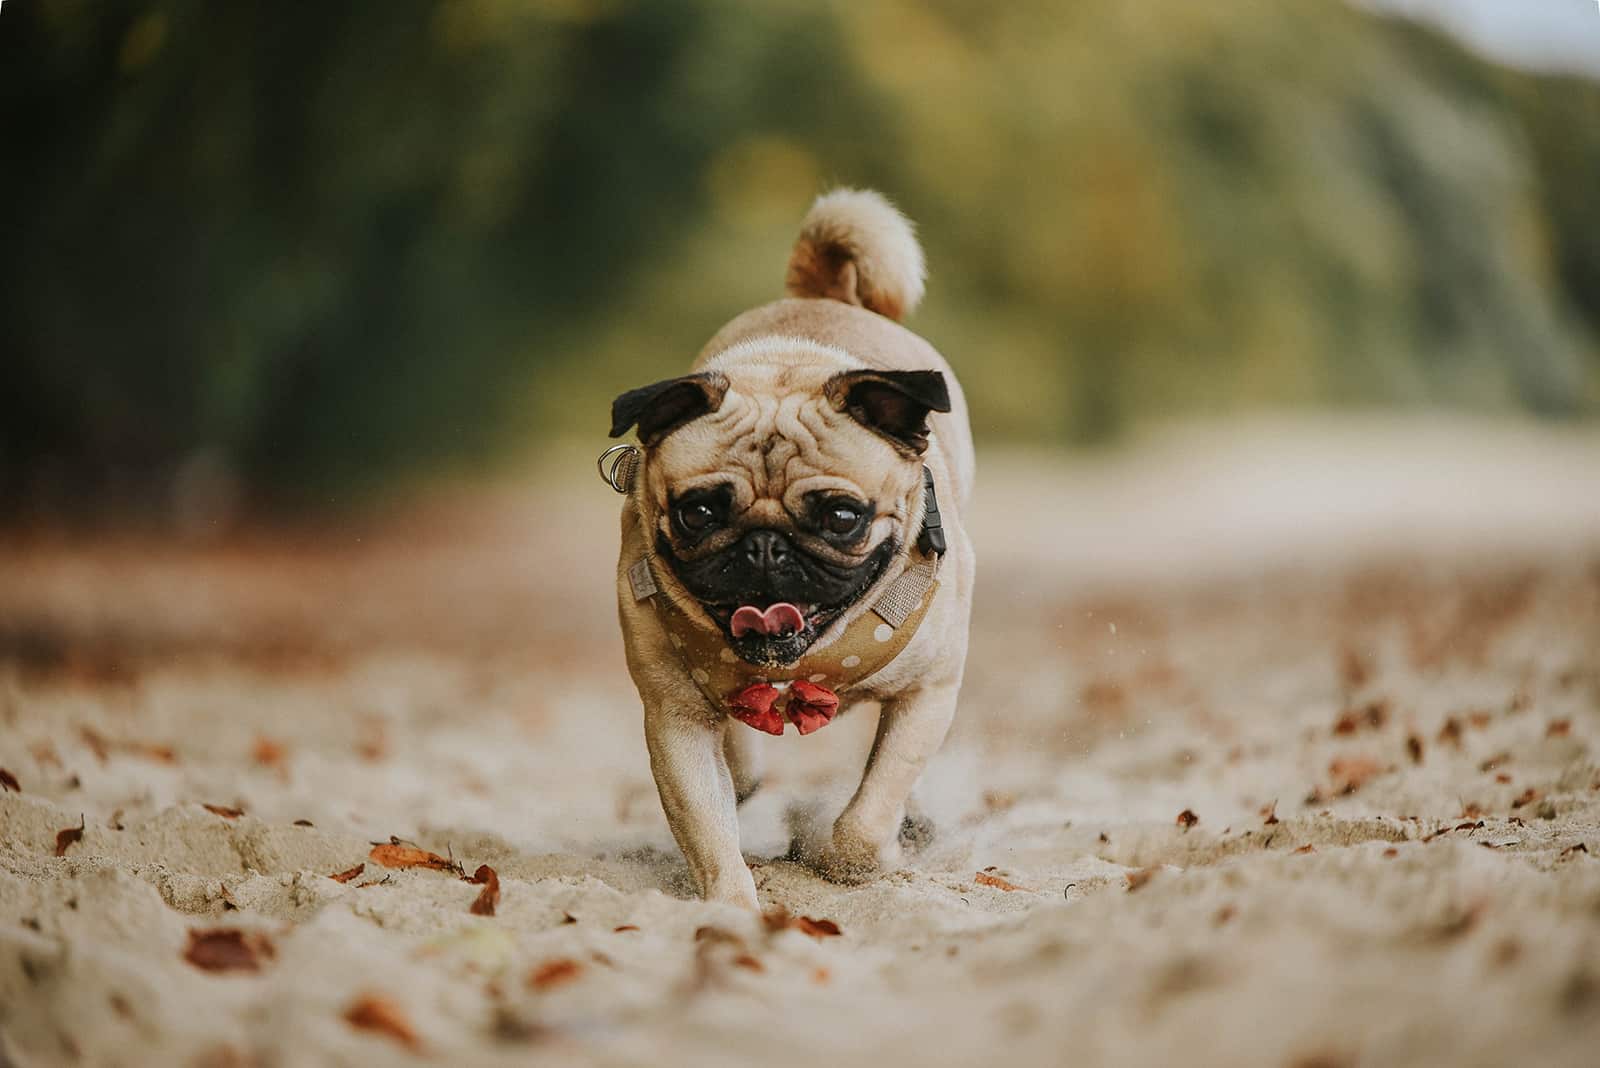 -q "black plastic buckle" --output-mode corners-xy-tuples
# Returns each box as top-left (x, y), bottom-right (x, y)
(916, 466), (946, 557)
